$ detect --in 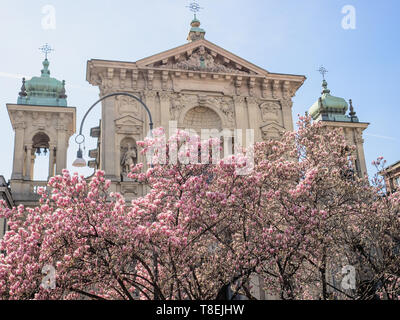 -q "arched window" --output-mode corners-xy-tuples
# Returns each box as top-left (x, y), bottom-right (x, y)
(31, 132), (52, 181)
(182, 107), (236, 162)
(183, 107), (222, 134)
